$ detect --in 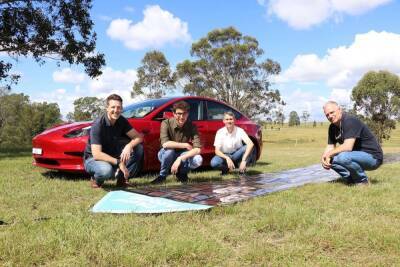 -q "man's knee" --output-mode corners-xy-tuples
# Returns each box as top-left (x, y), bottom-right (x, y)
(333, 152), (352, 166)
(210, 156), (224, 169)
(94, 162), (114, 179)
(190, 155), (203, 169)
(159, 149), (177, 162)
